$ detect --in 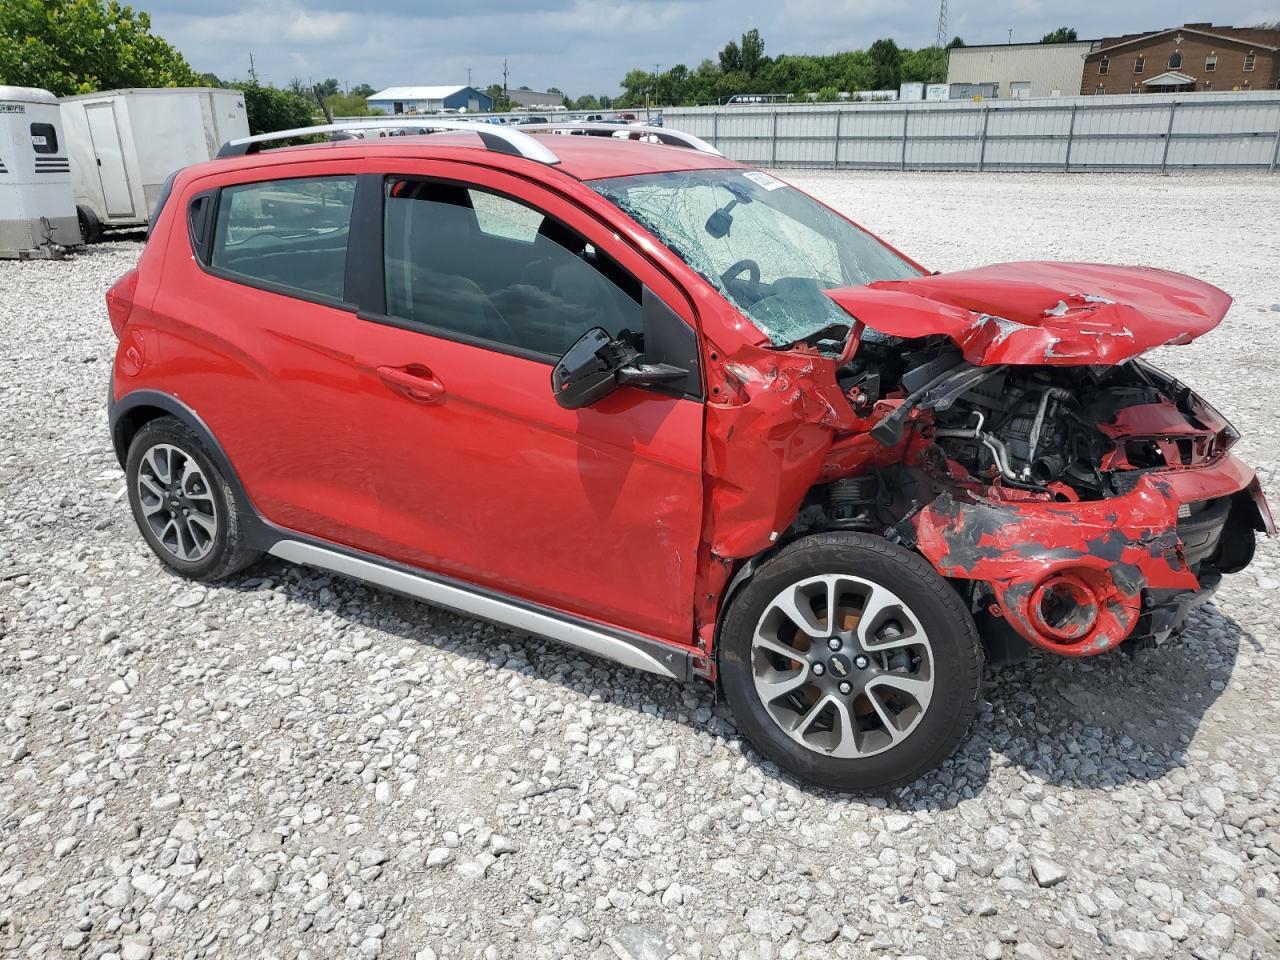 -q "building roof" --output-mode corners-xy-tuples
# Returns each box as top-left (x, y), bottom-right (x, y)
(1091, 26), (1280, 58)
(949, 39), (1098, 52)
(1142, 71), (1198, 86)
(367, 86), (480, 102)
